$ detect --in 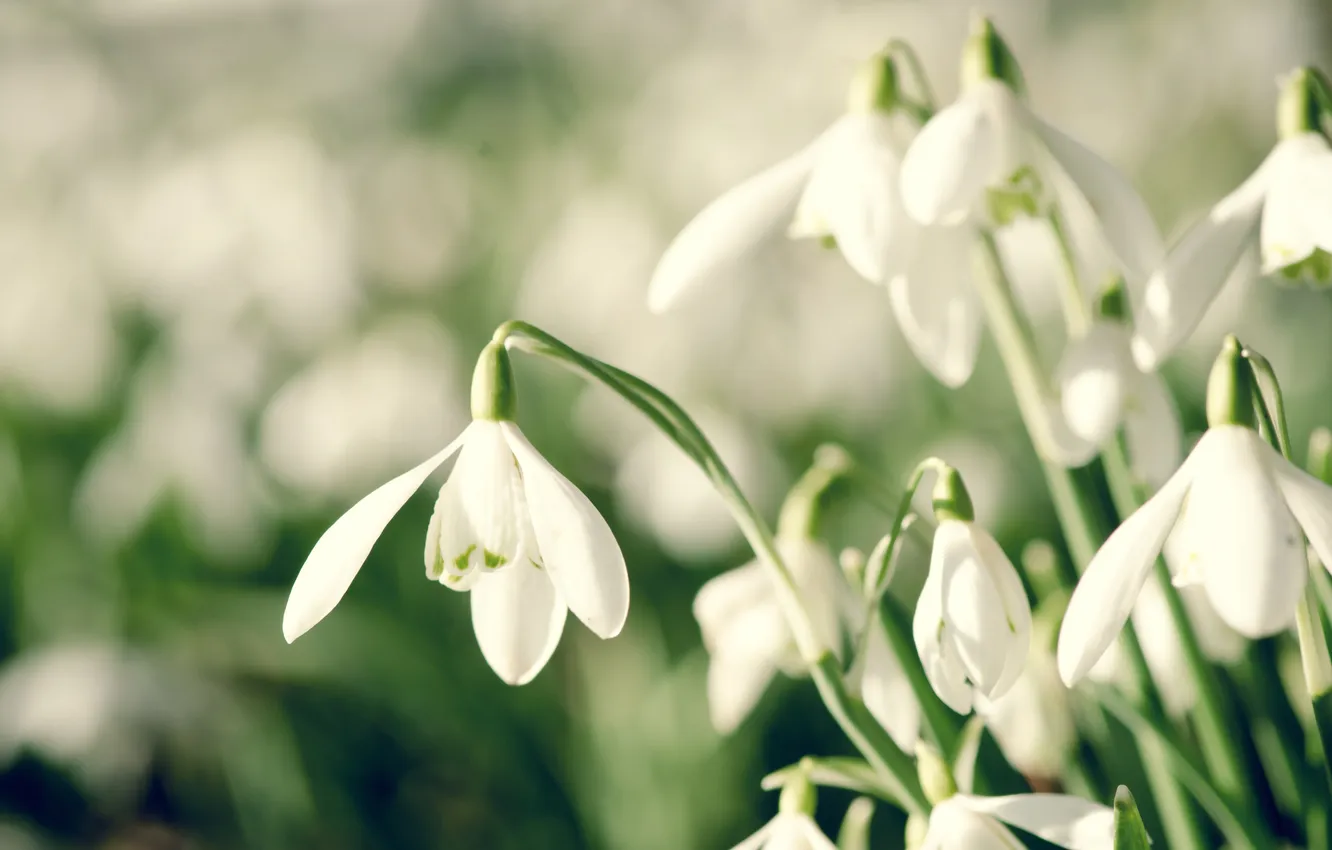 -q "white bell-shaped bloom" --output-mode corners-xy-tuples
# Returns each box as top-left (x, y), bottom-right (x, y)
(647, 62), (983, 388)
(977, 639), (1076, 779)
(694, 537), (844, 734)
(913, 518), (1032, 714)
(1058, 422), (1332, 685)
(730, 812), (836, 850)
(898, 77), (1160, 287)
(1086, 573), (1245, 716)
(922, 794), (1114, 850)
(1133, 69), (1332, 369)
(1056, 319), (1182, 489)
(282, 418), (630, 686)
